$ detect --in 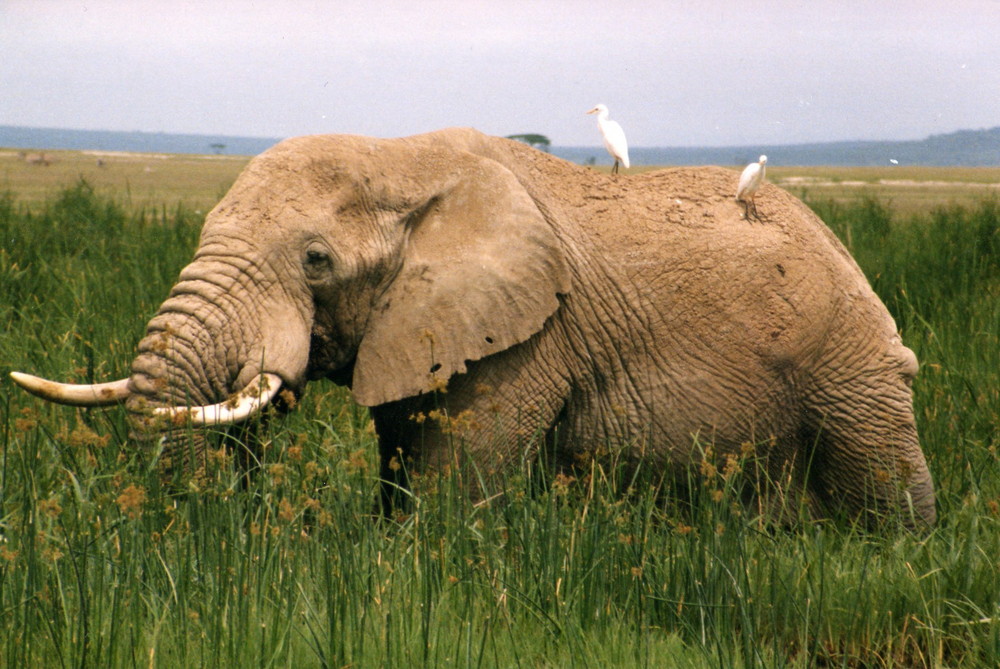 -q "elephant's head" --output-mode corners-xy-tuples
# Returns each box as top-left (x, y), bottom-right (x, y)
(12, 128), (570, 472)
